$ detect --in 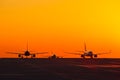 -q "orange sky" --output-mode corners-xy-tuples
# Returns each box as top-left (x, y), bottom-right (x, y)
(0, 0), (120, 58)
